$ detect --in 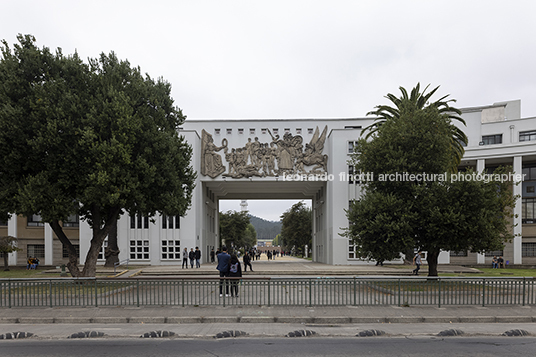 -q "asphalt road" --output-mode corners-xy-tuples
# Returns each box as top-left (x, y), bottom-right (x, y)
(2, 337), (536, 357)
